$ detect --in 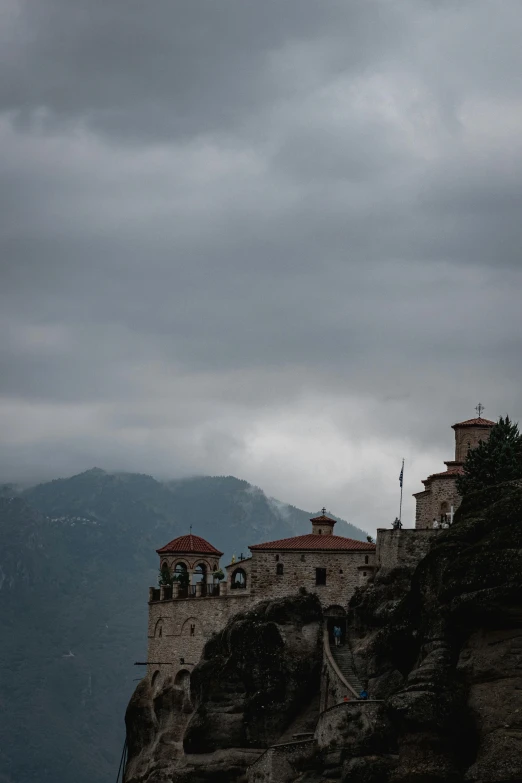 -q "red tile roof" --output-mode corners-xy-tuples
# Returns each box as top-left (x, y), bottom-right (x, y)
(156, 534), (223, 556)
(423, 466), (464, 484)
(452, 417), (495, 429)
(249, 534), (375, 552)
